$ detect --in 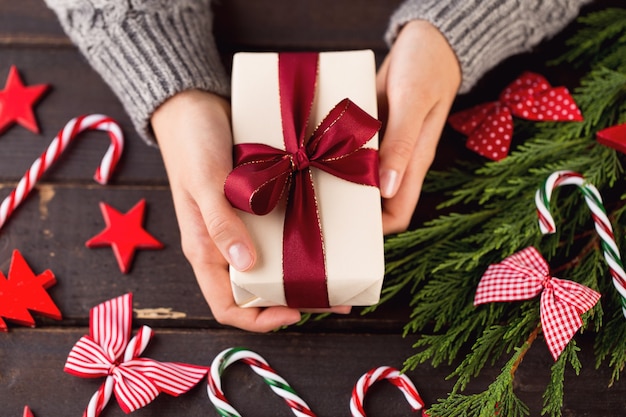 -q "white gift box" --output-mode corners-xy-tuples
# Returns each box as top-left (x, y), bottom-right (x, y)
(230, 50), (384, 308)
